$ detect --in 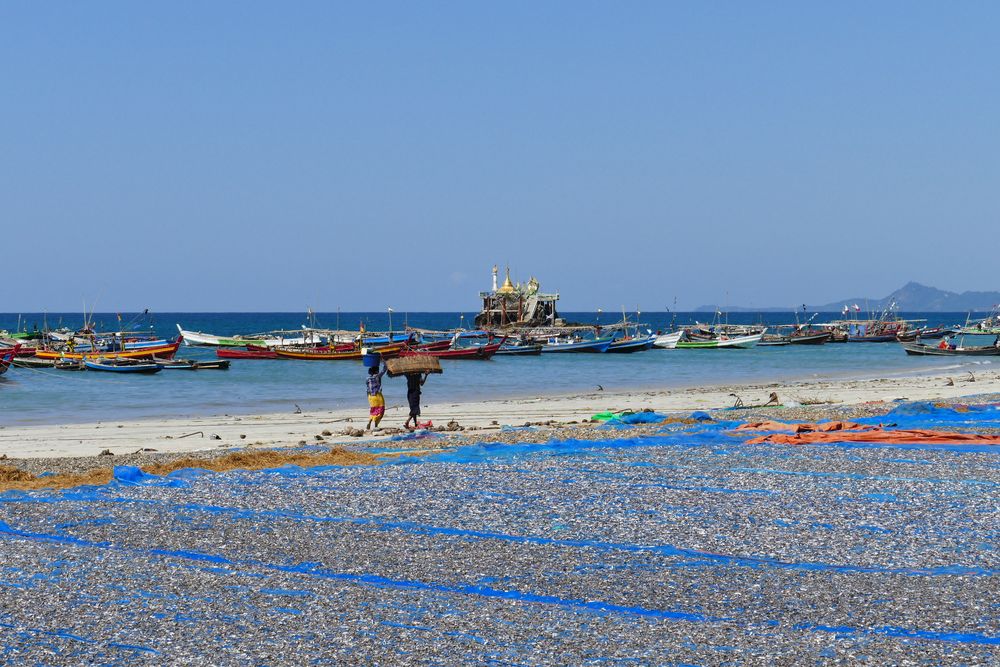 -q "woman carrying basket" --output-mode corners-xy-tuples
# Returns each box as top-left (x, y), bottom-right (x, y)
(366, 362), (388, 430)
